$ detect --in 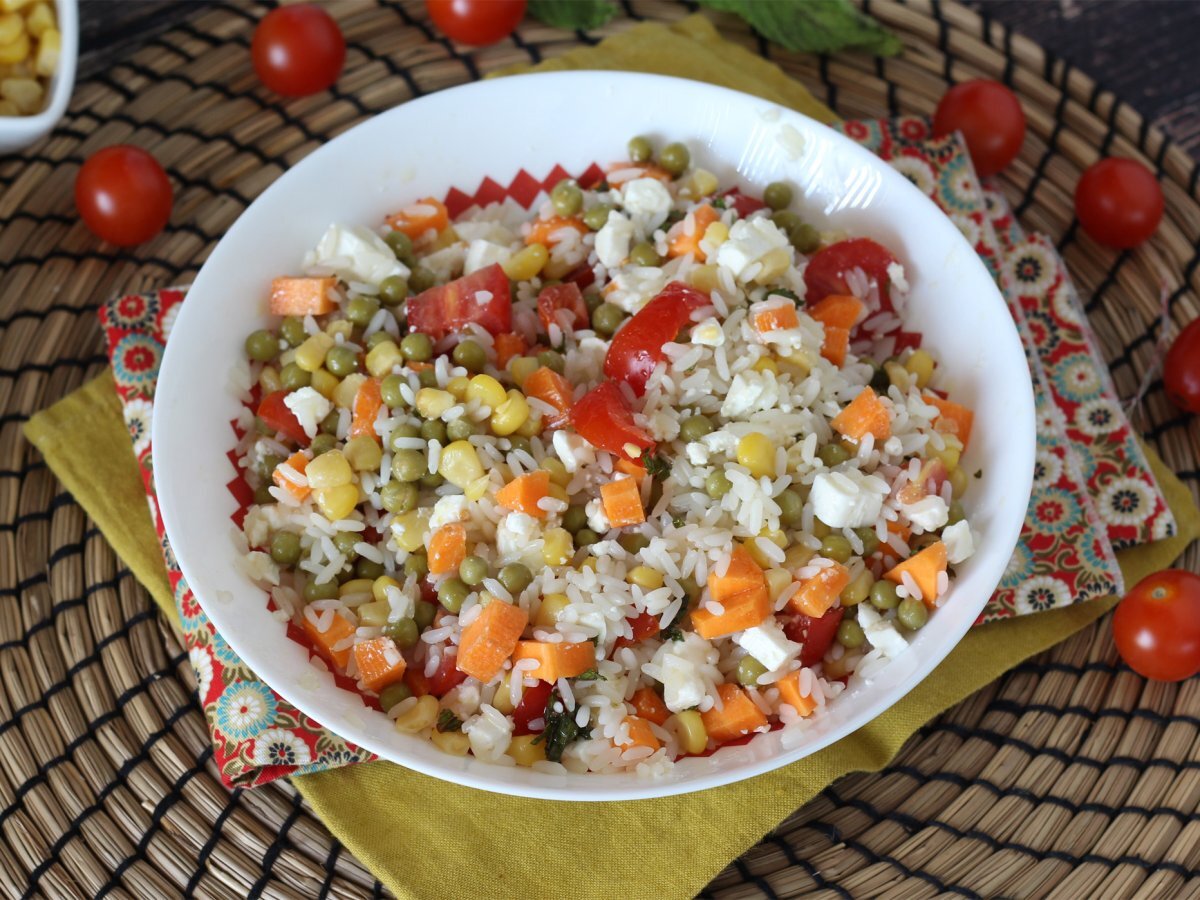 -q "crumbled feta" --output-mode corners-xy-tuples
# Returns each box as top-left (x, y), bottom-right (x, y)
(464, 704), (513, 762)
(901, 494), (949, 532)
(690, 317), (726, 347)
(496, 512), (542, 568)
(429, 495), (469, 530)
(857, 603), (908, 658)
(282, 387), (332, 439)
(604, 266), (669, 312)
(809, 470), (890, 528)
(685, 442), (710, 466)
(595, 211), (634, 269)
(653, 635), (713, 712)
(552, 429), (595, 474)
(699, 429), (738, 461)
(585, 497), (609, 534)
(442, 683), (481, 720)
(720, 369), (781, 418)
(463, 239), (513, 275)
(942, 520), (975, 564)
(420, 244), (466, 284)
(715, 217), (791, 281)
(735, 620), (800, 673)
(304, 223), (409, 286)
(886, 261), (910, 296)
(564, 336), (609, 384)
(620, 177), (672, 227)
